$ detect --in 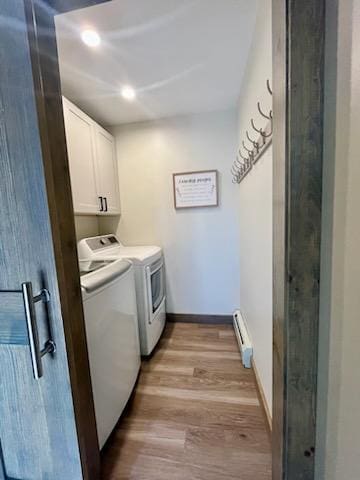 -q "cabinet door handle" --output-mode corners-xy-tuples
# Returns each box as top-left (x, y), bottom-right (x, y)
(99, 196), (104, 212)
(22, 282), (56, 380)
(104, 197), (108, 212)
